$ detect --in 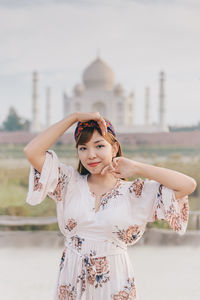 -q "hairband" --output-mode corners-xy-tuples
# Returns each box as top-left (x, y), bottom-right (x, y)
(74, 119), (116, 141)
